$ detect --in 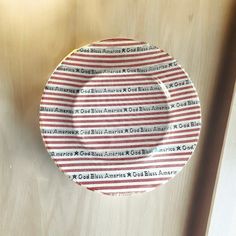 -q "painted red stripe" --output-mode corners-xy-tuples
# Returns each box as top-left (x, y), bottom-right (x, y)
(43, 128), (201, 140)
(42, 96), (73, 103)
(90, 42), (146, 47)
(160, 75), (188, 83)
(40, 95), (198, 107)
(41, 94), (166, 103)
(67, 53), (168, 64)
(50, 71), (185, 83)
(46, 138), (198, 150)
(100, 38), (134, 42)
(41, 89), (195, 104)
(102, 190), (147, 195)
(61, 58), (173, 68)
(50, 70), (185, 83)
(52, 151), (192, 162)
(40, 99), (162, 108)
(72, 49), (162, 58)
(49, 74), (188, 87)
(43, 90), (163, 98)
(40, 111), (200, 124)
(87, 184), (160, 191)
(47, 75), (188, 88)
(47, 80), (159, 88)
(170, 89), (195, 97)
(54, 66), (180, 78)
(57, 158), (188, 167)
(62, 163), (185, 172)
(46, 133), (198, 145)
(43, 91), (77, 98)
(78, 177), (169, 185)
